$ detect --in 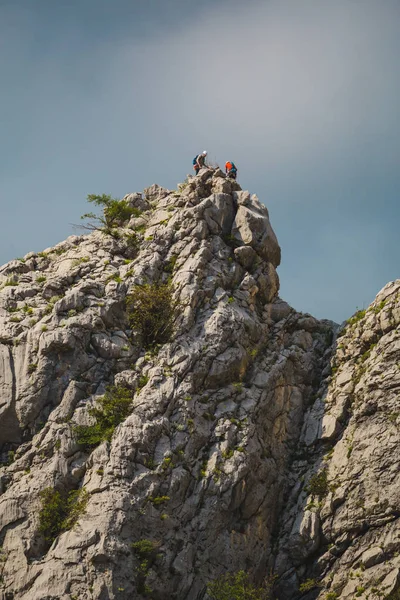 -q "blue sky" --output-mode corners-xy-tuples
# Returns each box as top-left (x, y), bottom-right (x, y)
(1, 0), (399, 323)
